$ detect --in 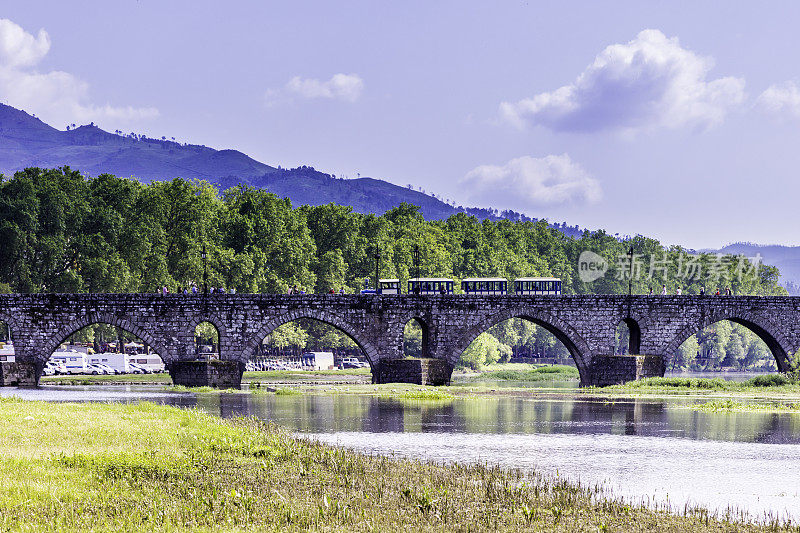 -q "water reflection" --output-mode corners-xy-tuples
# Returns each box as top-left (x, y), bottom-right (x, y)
(4, 385), (800, 444)
(238, 394), (800, 444)
(3, 384), (800, 521)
